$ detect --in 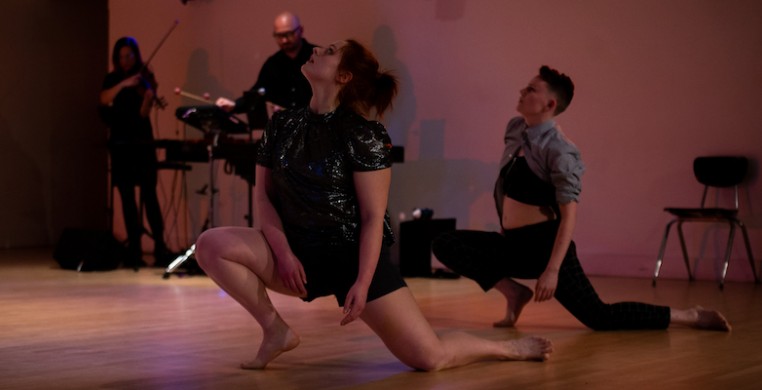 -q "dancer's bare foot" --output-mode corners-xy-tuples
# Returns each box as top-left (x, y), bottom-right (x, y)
(693, 306), (731, 332)
(240, 322), (300, 369)
(501, 336), (553, 361)
(493, 279), (534, 328)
